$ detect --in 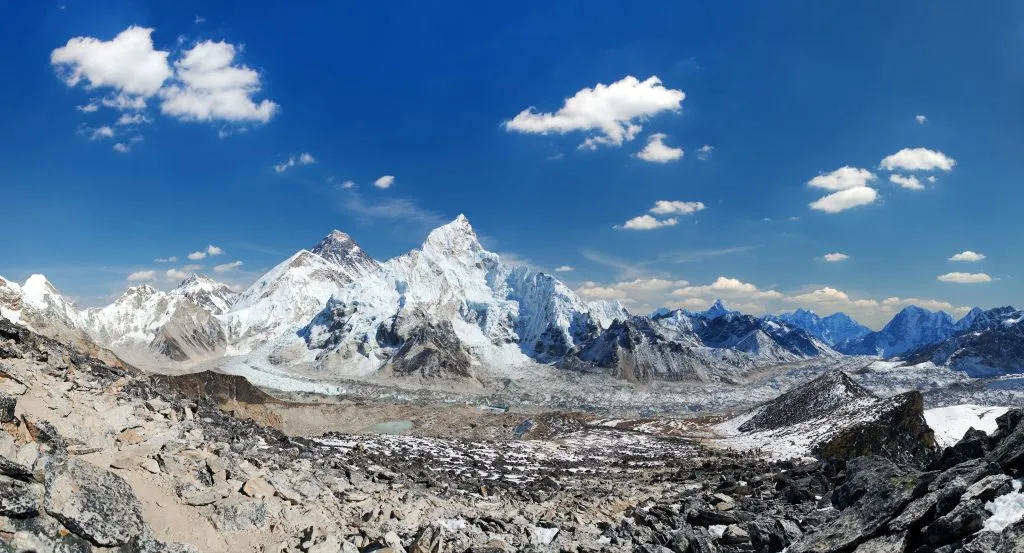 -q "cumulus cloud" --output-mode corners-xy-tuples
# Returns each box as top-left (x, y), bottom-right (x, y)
(617, 214), (679, 230)
(51, 26), (172, 96)
(213, 260), (243, 273)
(806, 167), (879, 214)
(186, 245), (221, 260)
(937, 272), (992, 284)
(636, 133), (683, 163)
(90, 126), (114, 140)
(577, 278), (689, 304)
(696, 144), (714, 160)
(808, 166), (877, 191)
(274, 152), (317, 173)
(554, 265), (574, 272)
(617, 200), (704, 230)
(374, 175), (395, 189)
(949, 251), (986, 262)
(889, 174), (924, 190)
(53, 26), (278, 130)
(166, 268), (190, 281)
(159, 40), (279, 123)
(503, 75), (684, 149)
(672, 276), (783, 300)
(126, 270), (156, 282)
(809, 186), (878, 213)
(916, 115), (927, 124)
(880, 148), (956, 172)
(823, 252), (850, 262)
(650, 200), (706, 215)
(112, 142), (131, 153)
